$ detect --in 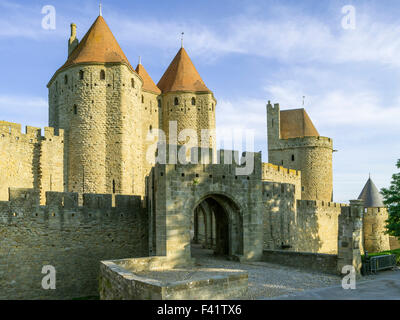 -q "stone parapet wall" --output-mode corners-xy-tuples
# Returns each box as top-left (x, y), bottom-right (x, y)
(0, 121), (64, 204)
(262, 250), (338, 275)
(0, 189), (148, 300)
